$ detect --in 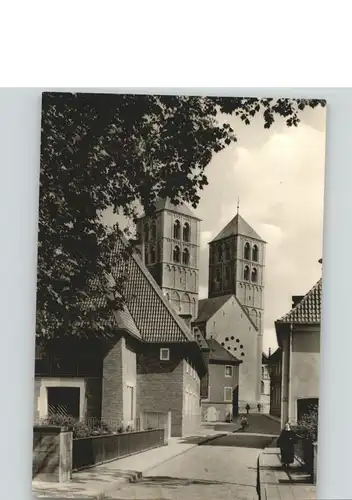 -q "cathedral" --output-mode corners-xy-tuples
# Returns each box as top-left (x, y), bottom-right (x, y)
(137, 198), (265, 409)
